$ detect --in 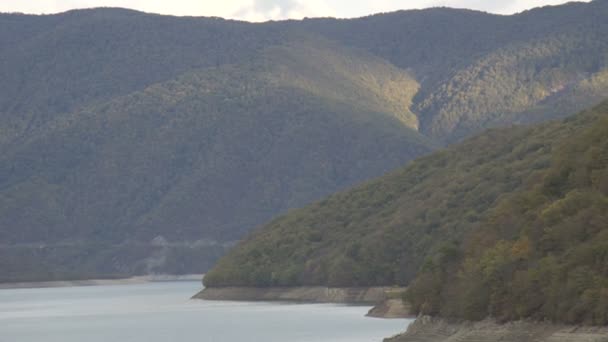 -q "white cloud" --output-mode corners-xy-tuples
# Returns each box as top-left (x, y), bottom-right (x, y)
(349, 0), (590, 16)
(0, 0), (591, 20)
(233, 0), (336, 21)
(0, 0), (249, 17)
(492, 0), (586, 14)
